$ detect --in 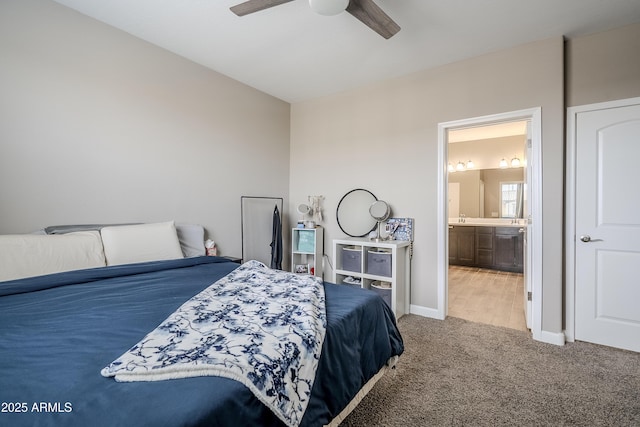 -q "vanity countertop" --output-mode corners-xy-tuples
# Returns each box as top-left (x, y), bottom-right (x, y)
(448, 218), (526, 228)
